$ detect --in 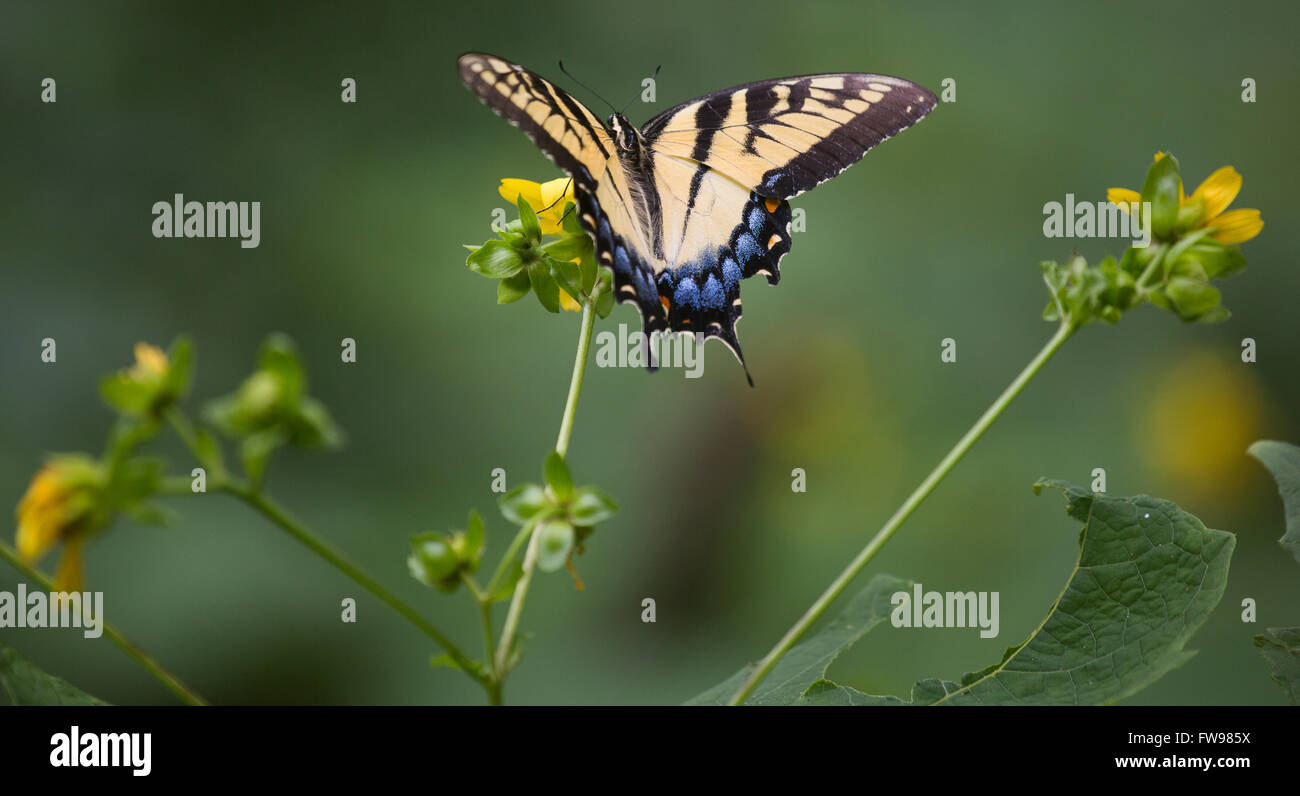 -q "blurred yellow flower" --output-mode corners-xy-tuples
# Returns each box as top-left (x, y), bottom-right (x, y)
(498, 177), (575, 236)
(1107, 154), (1263, 244)
(15, 456), (107, 591)
(559, 290), (581, 312)
(128, 342), (169, 382)
(1139, 350), (1271, 502)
